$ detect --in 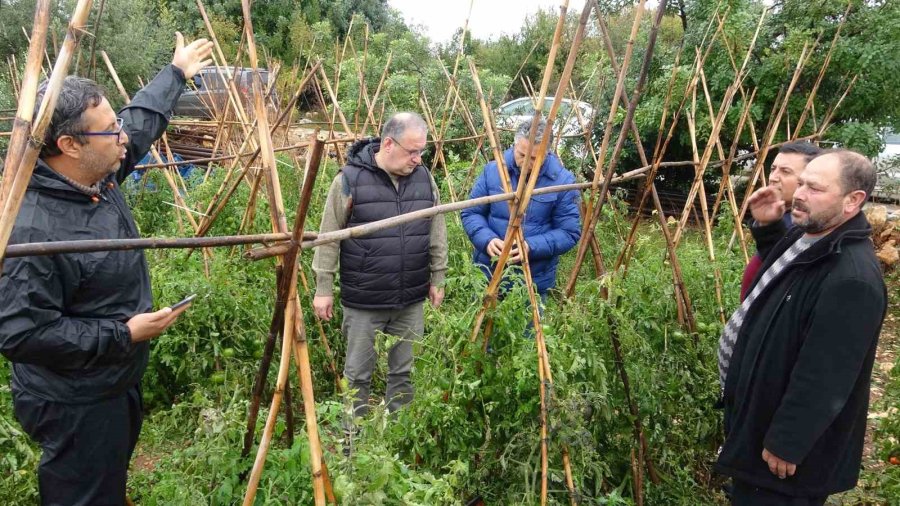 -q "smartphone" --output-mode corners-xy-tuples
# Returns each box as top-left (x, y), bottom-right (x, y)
(171, 294), (197, 310)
